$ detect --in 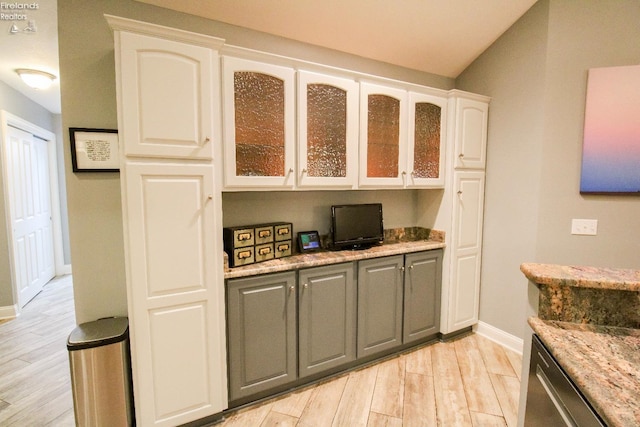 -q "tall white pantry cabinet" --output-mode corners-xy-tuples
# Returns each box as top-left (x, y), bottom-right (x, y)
(108, 17), (228, 426)
(438, 91), (489, 334)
